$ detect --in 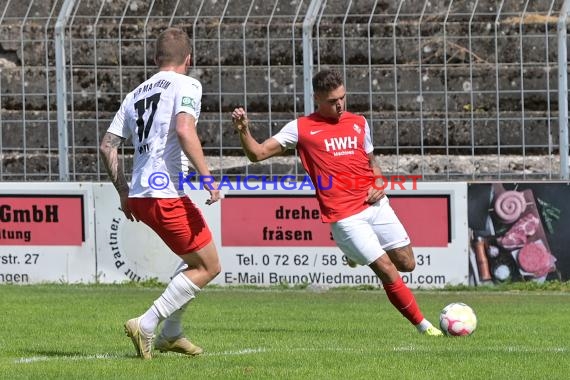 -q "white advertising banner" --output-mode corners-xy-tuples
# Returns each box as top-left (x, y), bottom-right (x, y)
(0, 183), (96, 284)
(214, 181), (469, 289)
(93, 184), (186, 283)
(1, 181), (468, 288)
